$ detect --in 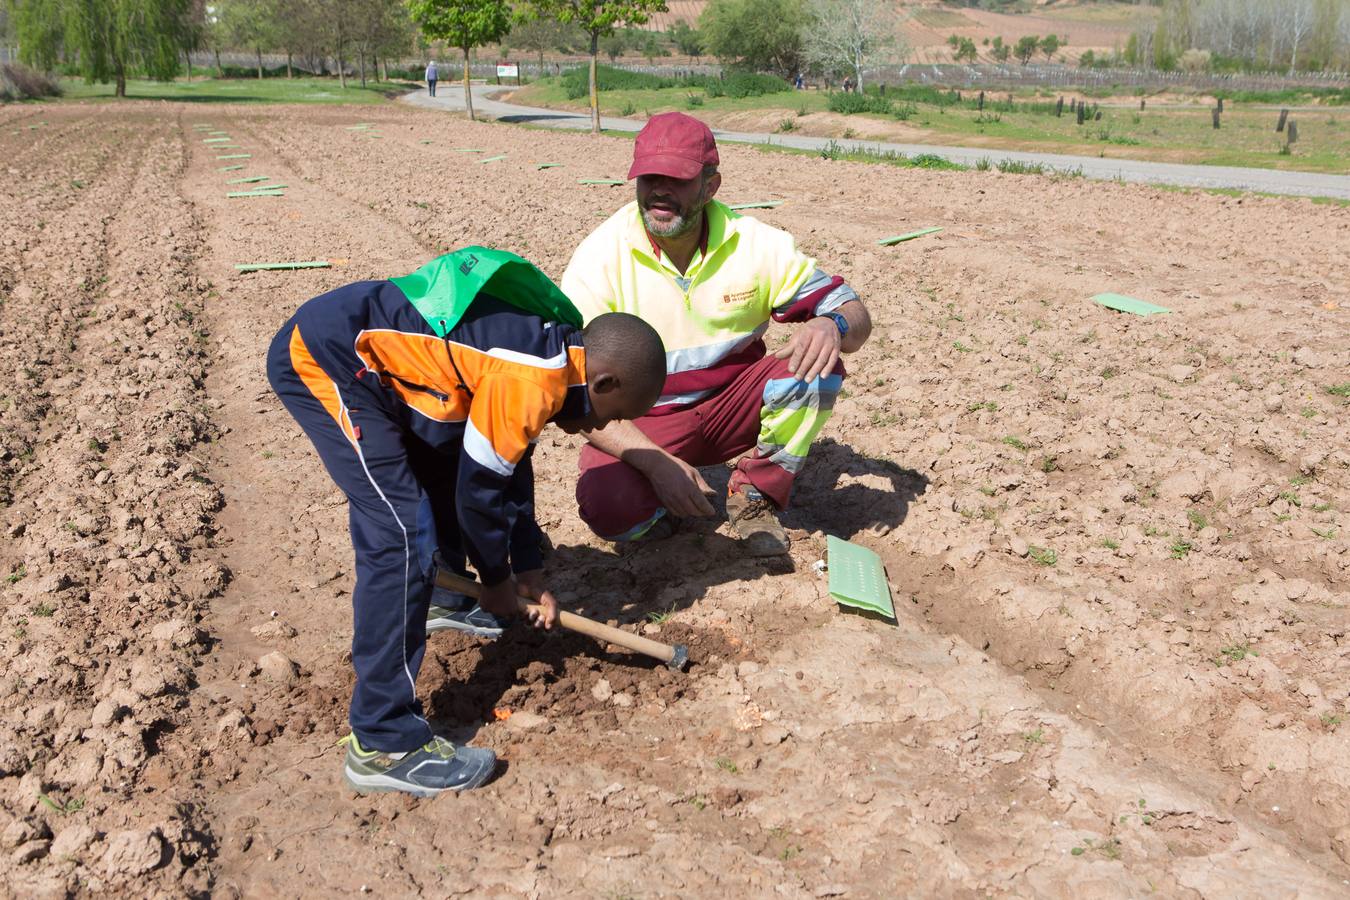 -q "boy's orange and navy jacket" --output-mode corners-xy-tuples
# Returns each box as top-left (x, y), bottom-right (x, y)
(282, 249), (588, 584)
